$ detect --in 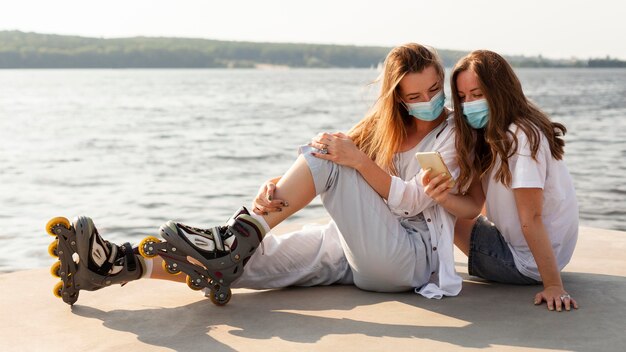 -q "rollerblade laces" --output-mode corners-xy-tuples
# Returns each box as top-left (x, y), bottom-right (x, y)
(138, 207), (265, 305)
(46, 216), (143, 305)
